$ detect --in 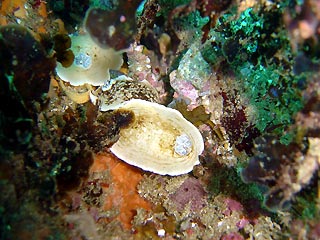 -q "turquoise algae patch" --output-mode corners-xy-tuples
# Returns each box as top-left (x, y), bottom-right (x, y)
(201, 6), (303, 137)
